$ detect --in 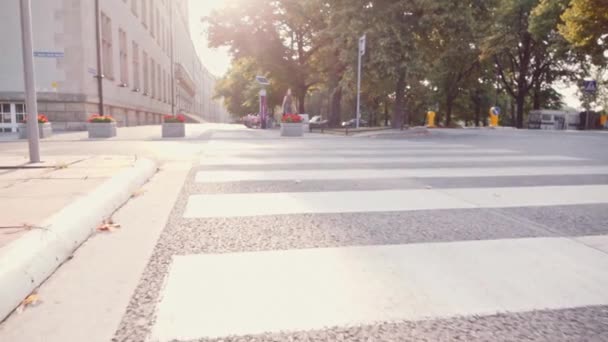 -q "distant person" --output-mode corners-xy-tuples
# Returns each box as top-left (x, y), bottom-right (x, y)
(282, 89), (294, 115)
